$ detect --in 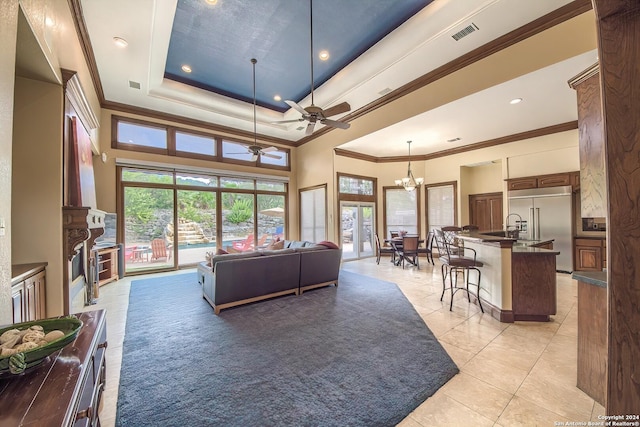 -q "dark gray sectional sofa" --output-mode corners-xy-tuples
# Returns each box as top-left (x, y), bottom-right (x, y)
(198, 241), (342, 314)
